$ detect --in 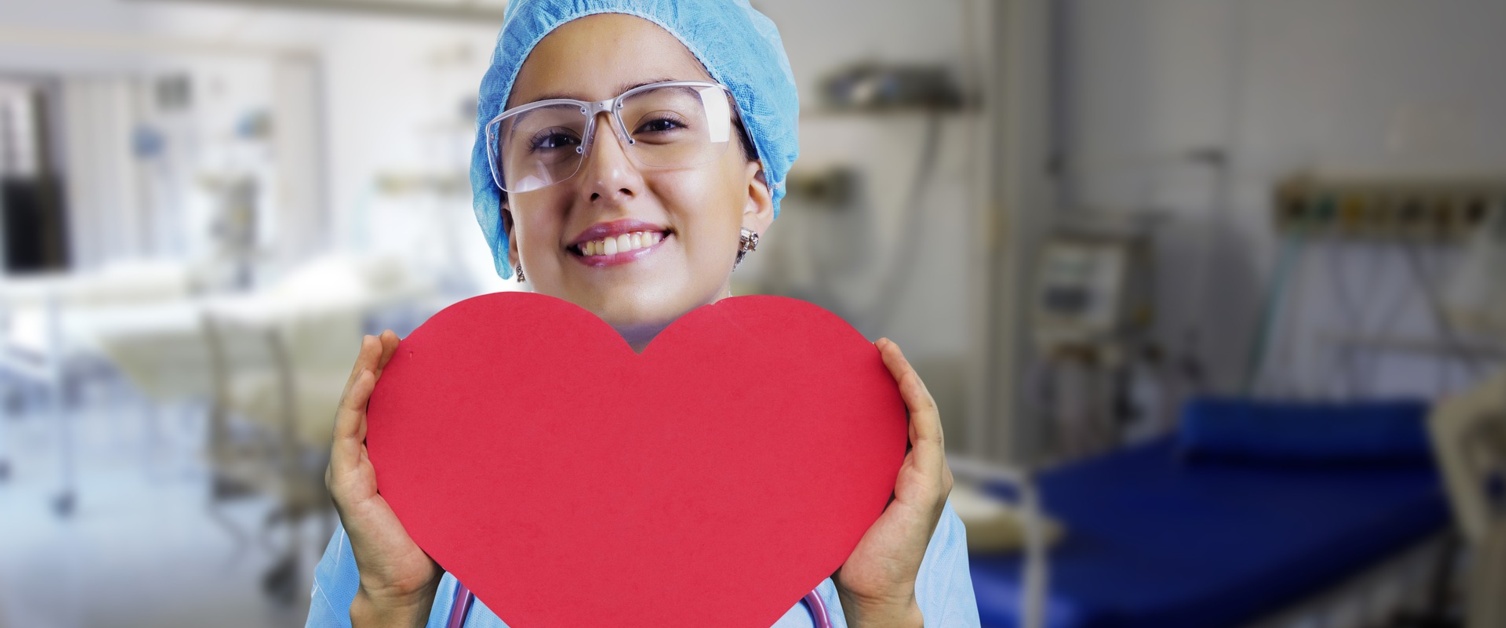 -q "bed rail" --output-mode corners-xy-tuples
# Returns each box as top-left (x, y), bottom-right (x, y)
(948, 455), (1048, 628)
